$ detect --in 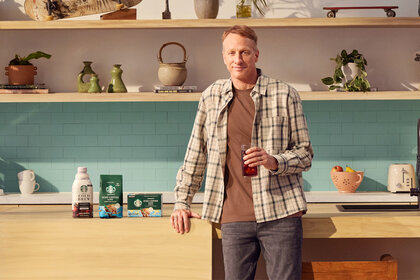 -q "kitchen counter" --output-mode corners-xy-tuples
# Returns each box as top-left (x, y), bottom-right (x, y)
(0, 204), (212, 280)
(0, 191), (417, 204)
(1, 203), (420, 279)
